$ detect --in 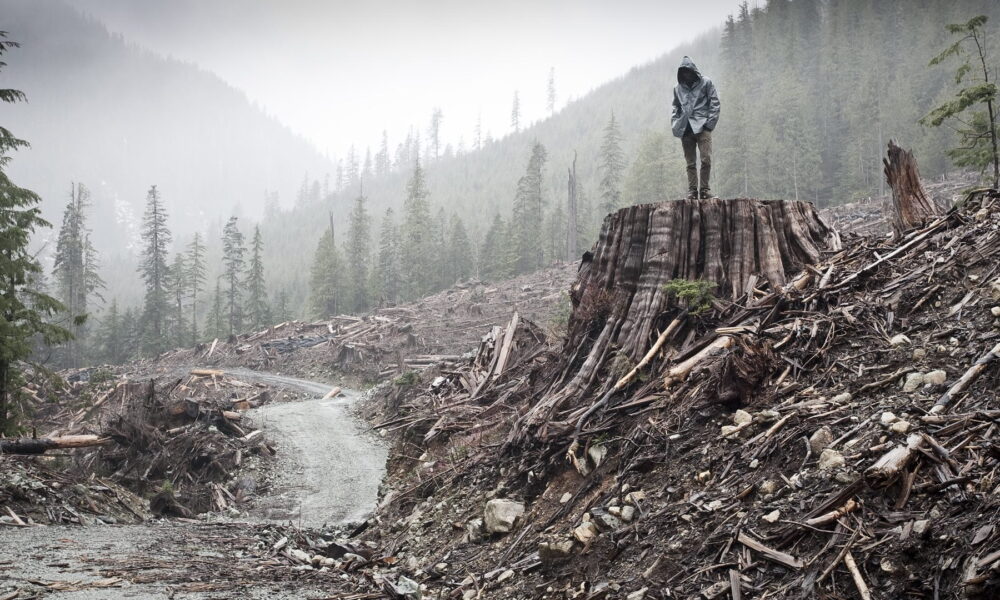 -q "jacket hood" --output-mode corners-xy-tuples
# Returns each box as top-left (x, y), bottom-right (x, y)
(677, 56), (702, 85)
